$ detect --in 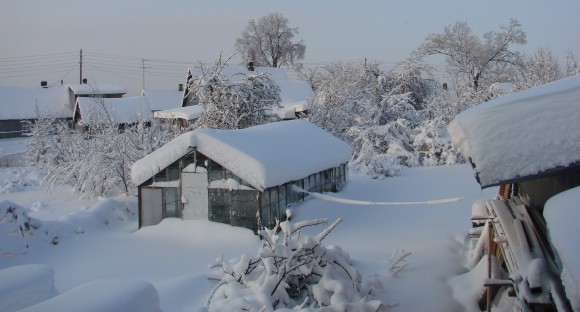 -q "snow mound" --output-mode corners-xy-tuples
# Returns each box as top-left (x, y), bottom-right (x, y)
(18, 279), (161, 312)
(0, 264), (59, 312)
(544, 186), (580, 310)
